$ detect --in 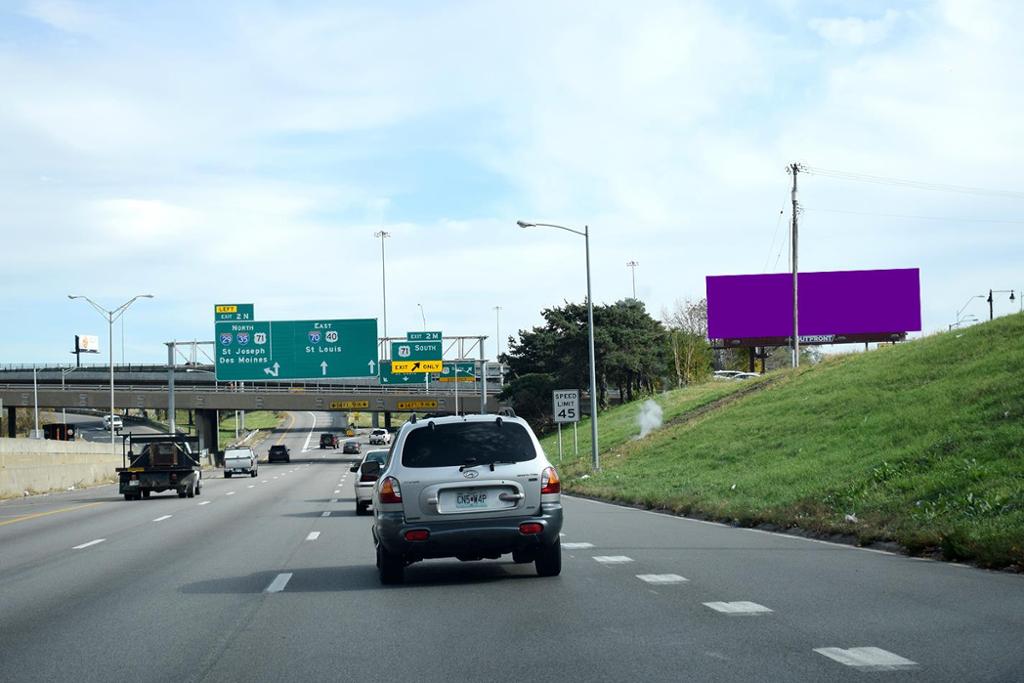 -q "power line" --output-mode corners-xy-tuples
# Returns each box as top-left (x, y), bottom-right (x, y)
(802, 165), (1024, 200)
(805, 206), (1024, 225)
(762, 194), (788, 272)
